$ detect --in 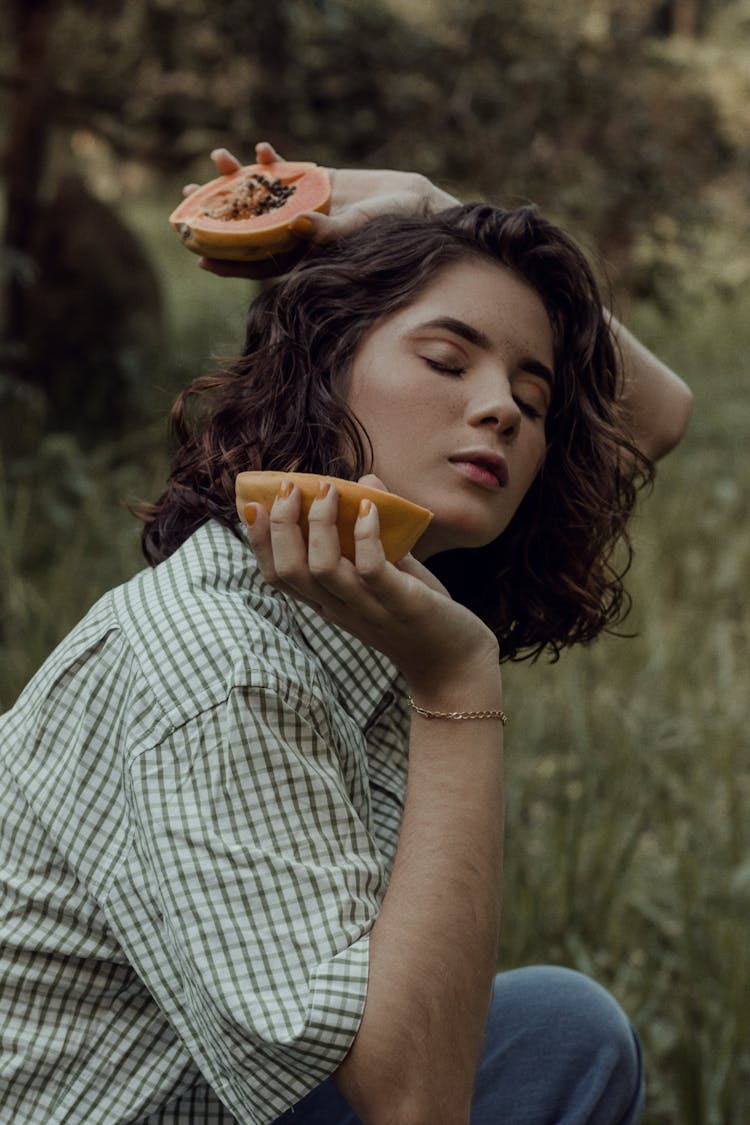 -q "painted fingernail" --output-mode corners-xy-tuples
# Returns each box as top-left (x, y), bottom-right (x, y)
(244, 504), (257, 526)
(278, 480), (293, 499)
(358, 499), (372, 518)
(317, 480), (331, 499)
